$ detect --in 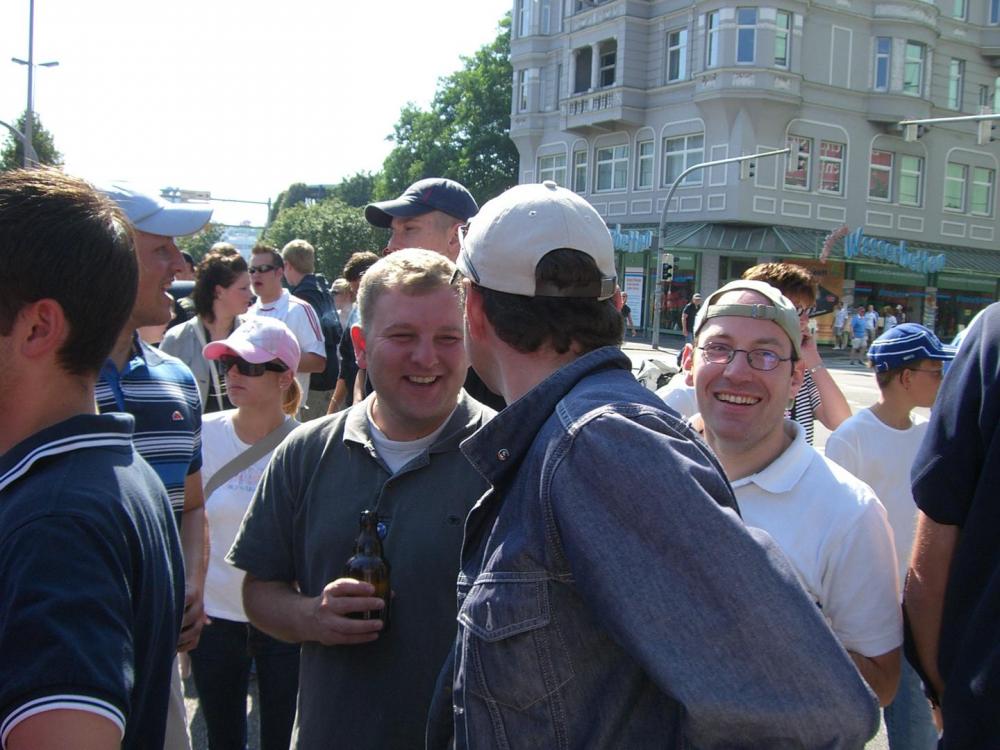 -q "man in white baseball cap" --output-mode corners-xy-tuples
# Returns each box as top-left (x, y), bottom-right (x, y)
(98, 183), (213, 750)
(427, 181), (878, 749)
